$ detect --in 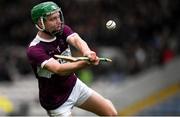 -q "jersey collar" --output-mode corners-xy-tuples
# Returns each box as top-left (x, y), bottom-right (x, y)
(36, 34), (56, 42)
